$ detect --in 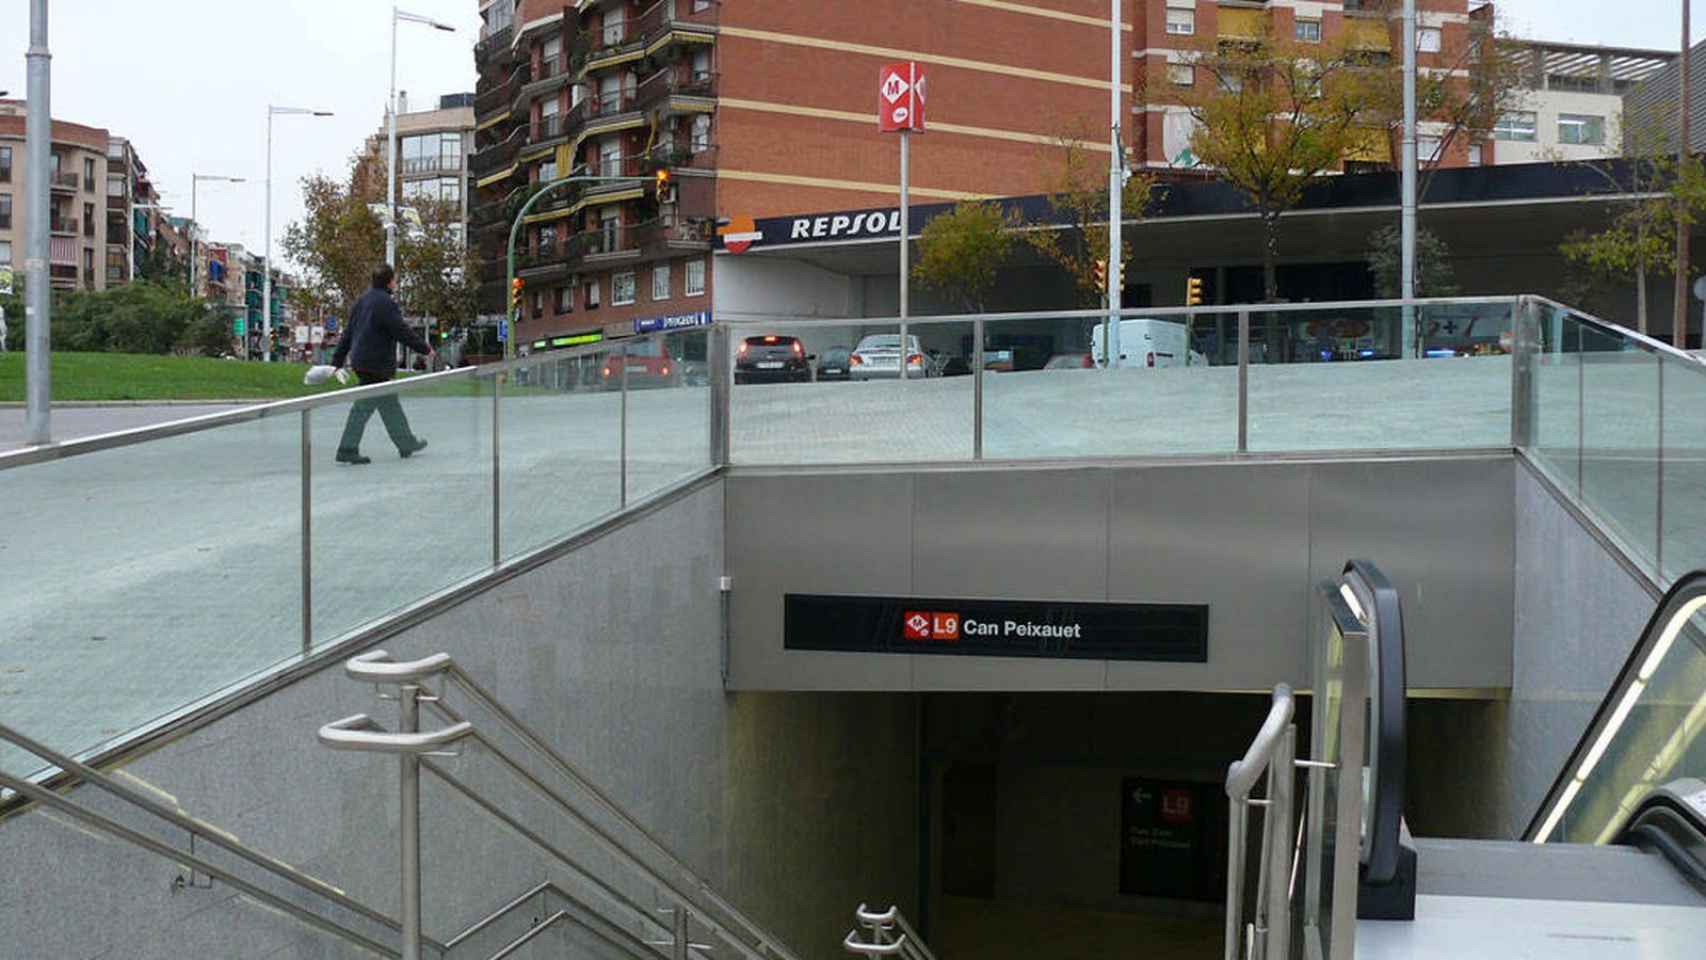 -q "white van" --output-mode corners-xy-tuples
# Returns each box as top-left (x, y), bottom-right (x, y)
(1089, 318), (1196, 369)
